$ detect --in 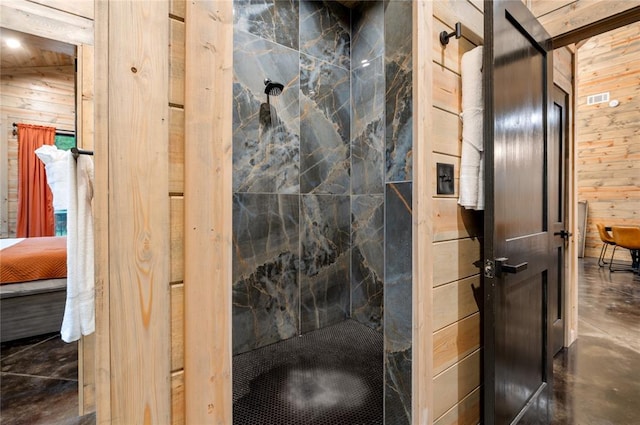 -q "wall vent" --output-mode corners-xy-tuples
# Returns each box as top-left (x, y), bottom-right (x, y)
(587, 92), (609, 105)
